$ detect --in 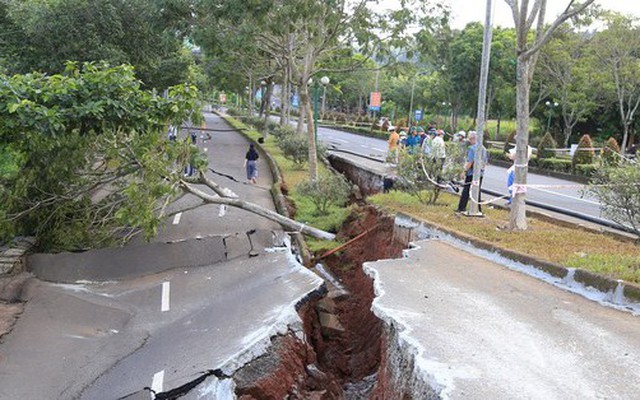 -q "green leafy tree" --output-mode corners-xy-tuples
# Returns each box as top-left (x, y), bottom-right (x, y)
(588, 164), (640, 235)
(395, 144), (462, 205)
(297, 173), (351, 216)
(504, 0), (596, 231)
(590, 14), (640, 154)
(539, 28), (598, 147)
(0, 62), (202, 250)
(0, 0), (192, 89)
